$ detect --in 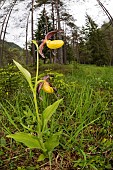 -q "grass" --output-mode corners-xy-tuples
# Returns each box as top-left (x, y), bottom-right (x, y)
(0, 63), (113, 169)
